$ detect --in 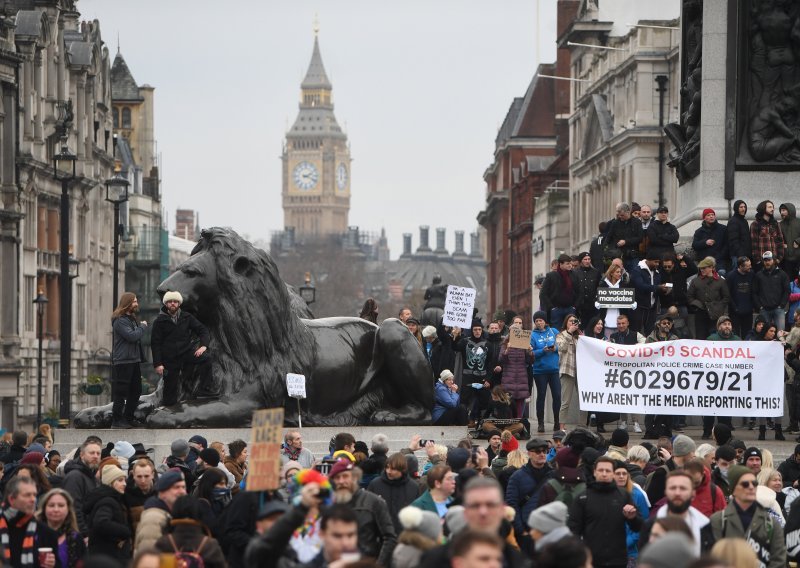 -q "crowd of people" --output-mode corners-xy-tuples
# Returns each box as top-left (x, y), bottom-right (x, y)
(2, 424), (798, 567)
(403, 200), (800, 445)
